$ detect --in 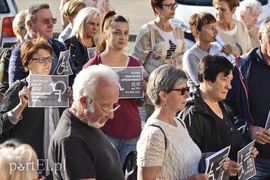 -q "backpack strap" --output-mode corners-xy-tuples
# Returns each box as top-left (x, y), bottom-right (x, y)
(148, 124), (167, 149)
